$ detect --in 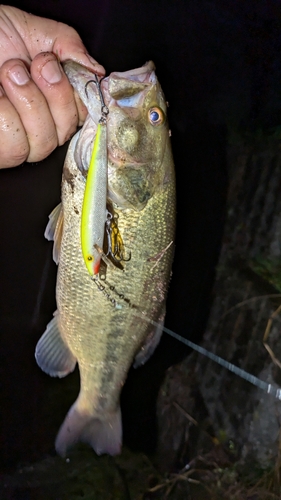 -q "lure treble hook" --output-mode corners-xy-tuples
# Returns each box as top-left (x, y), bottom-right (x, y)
(84, 75), (109, 123)
(105, 211), (131, 264)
